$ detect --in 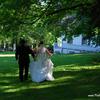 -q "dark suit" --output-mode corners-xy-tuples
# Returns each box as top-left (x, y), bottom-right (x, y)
(15, 43), (34, 82)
